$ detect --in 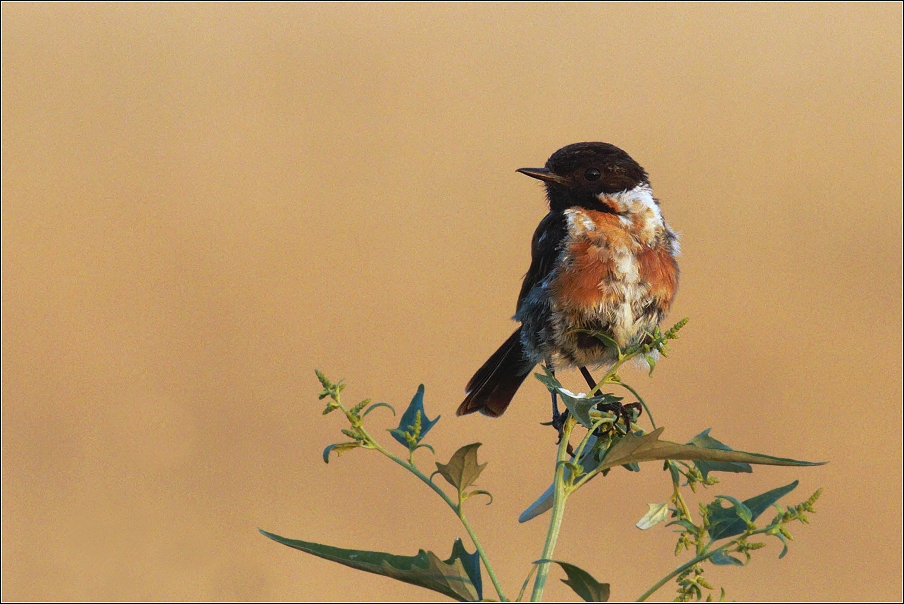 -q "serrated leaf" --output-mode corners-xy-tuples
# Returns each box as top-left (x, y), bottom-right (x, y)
(533, 367), (623, 429)
(390, 385), (439, 448)
(688, 429), (753, 478)
(709, 550), (744, 566)
(322, 442), (360, 463)
(707, 481), (800, 541)
(521, 429), (822, 522)
(259, 531), (481, 602)
(536, 560), (610, 602)
(598, 429), (823, 473)
(435, 443), (487, 493)
(533, 366), (562, 391)
(636, 503), (670, 530)
(557, 389), (598, 428)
